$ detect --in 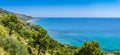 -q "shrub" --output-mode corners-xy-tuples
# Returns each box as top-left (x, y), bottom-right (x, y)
(73, 41), (103, 55)
(0, 37), (30, 55)
(18, 30), (32, 38)
(114, 52), (120, 55)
